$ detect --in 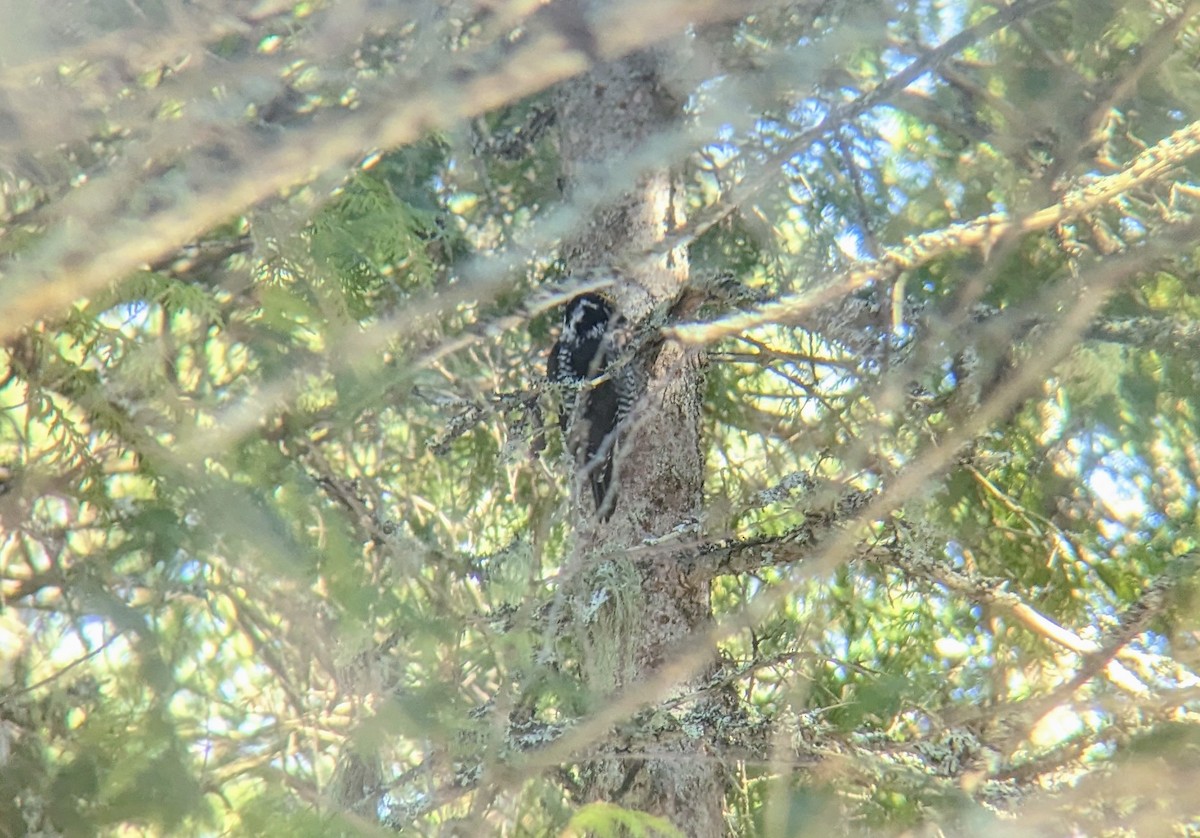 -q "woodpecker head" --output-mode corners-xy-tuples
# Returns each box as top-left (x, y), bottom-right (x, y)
(549, 292), (617, 386)
(561, 293), (613, 342)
